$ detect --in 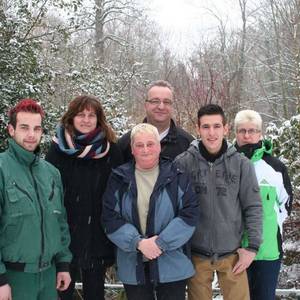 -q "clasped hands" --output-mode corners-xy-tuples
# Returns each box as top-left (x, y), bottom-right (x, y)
(137, 235), (162, 260)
